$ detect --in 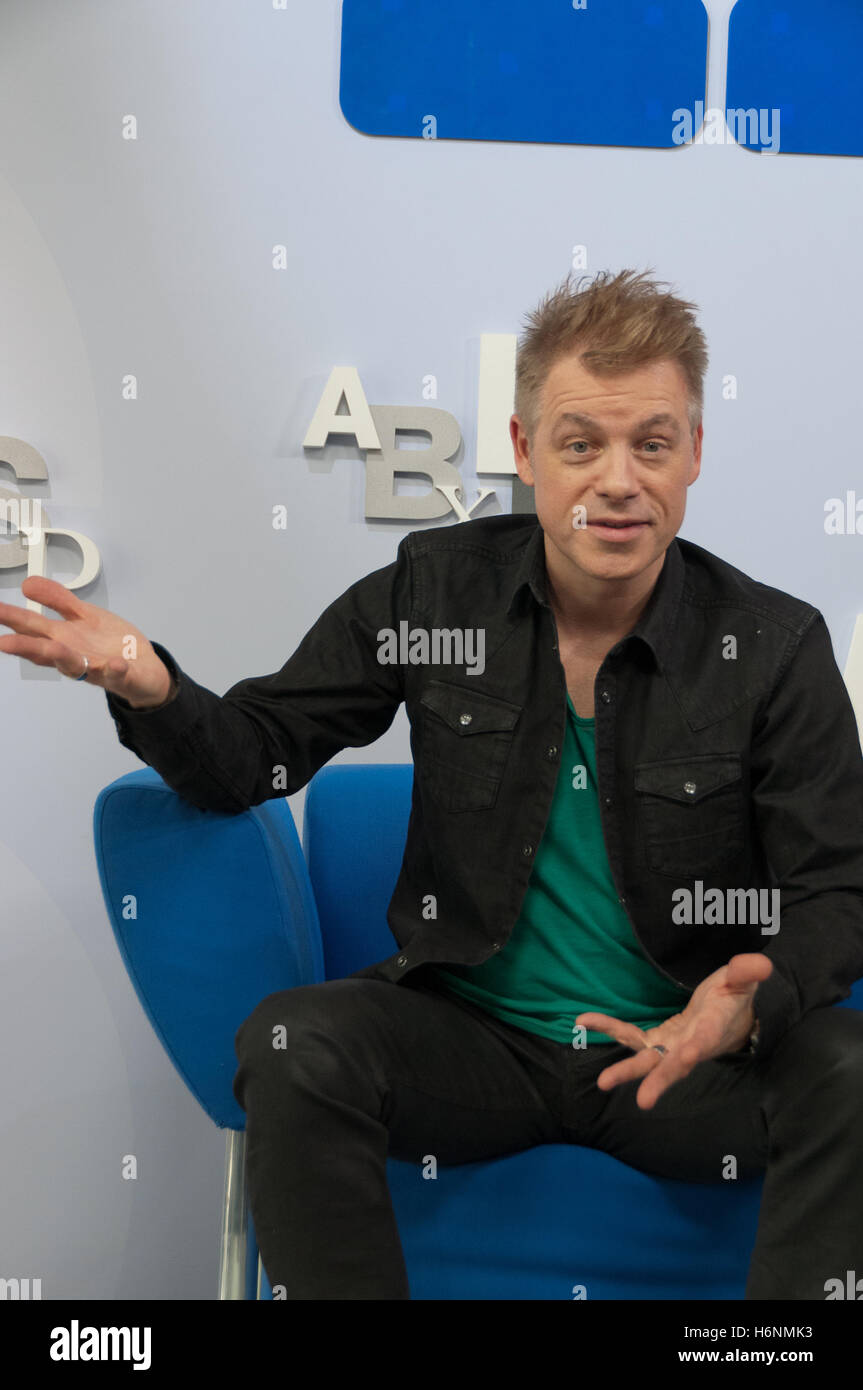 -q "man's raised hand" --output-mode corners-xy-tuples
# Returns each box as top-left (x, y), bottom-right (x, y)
(0, 577), (175, 709)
